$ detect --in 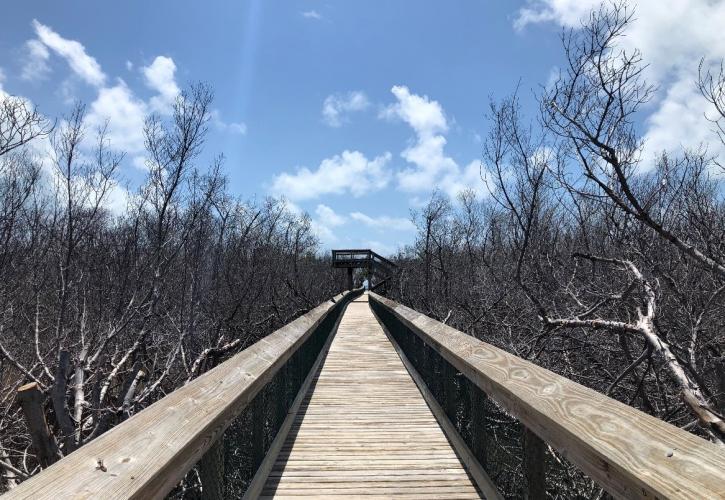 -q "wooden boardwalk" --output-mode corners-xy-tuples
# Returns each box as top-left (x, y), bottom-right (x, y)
(260, 293), (483, 499)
